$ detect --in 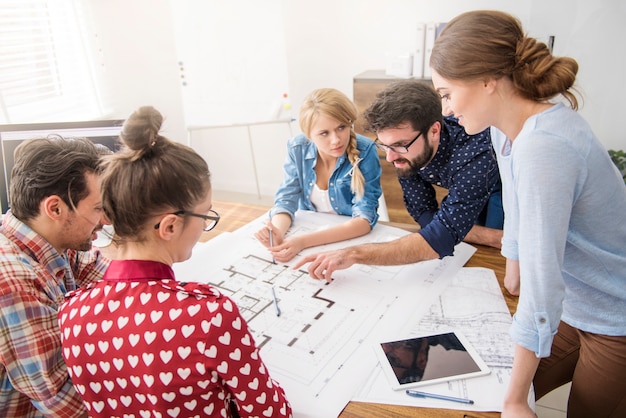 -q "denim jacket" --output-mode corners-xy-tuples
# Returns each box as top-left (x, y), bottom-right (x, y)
(270, 133), (382, 228)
